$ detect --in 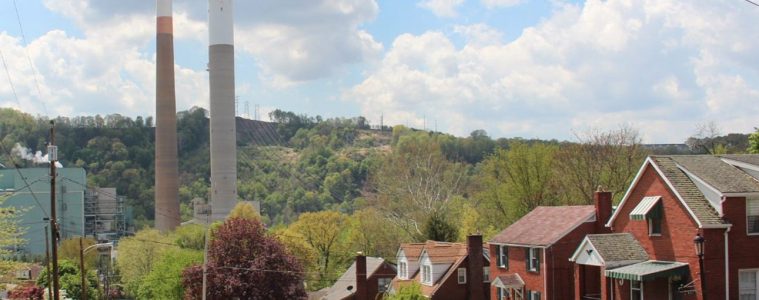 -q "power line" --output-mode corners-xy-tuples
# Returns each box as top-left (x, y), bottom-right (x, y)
(11, 0), (48, 116)
(745, 0), (759, 7)
(0, 141), (50, 219)
(0, 50), (22, 108)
